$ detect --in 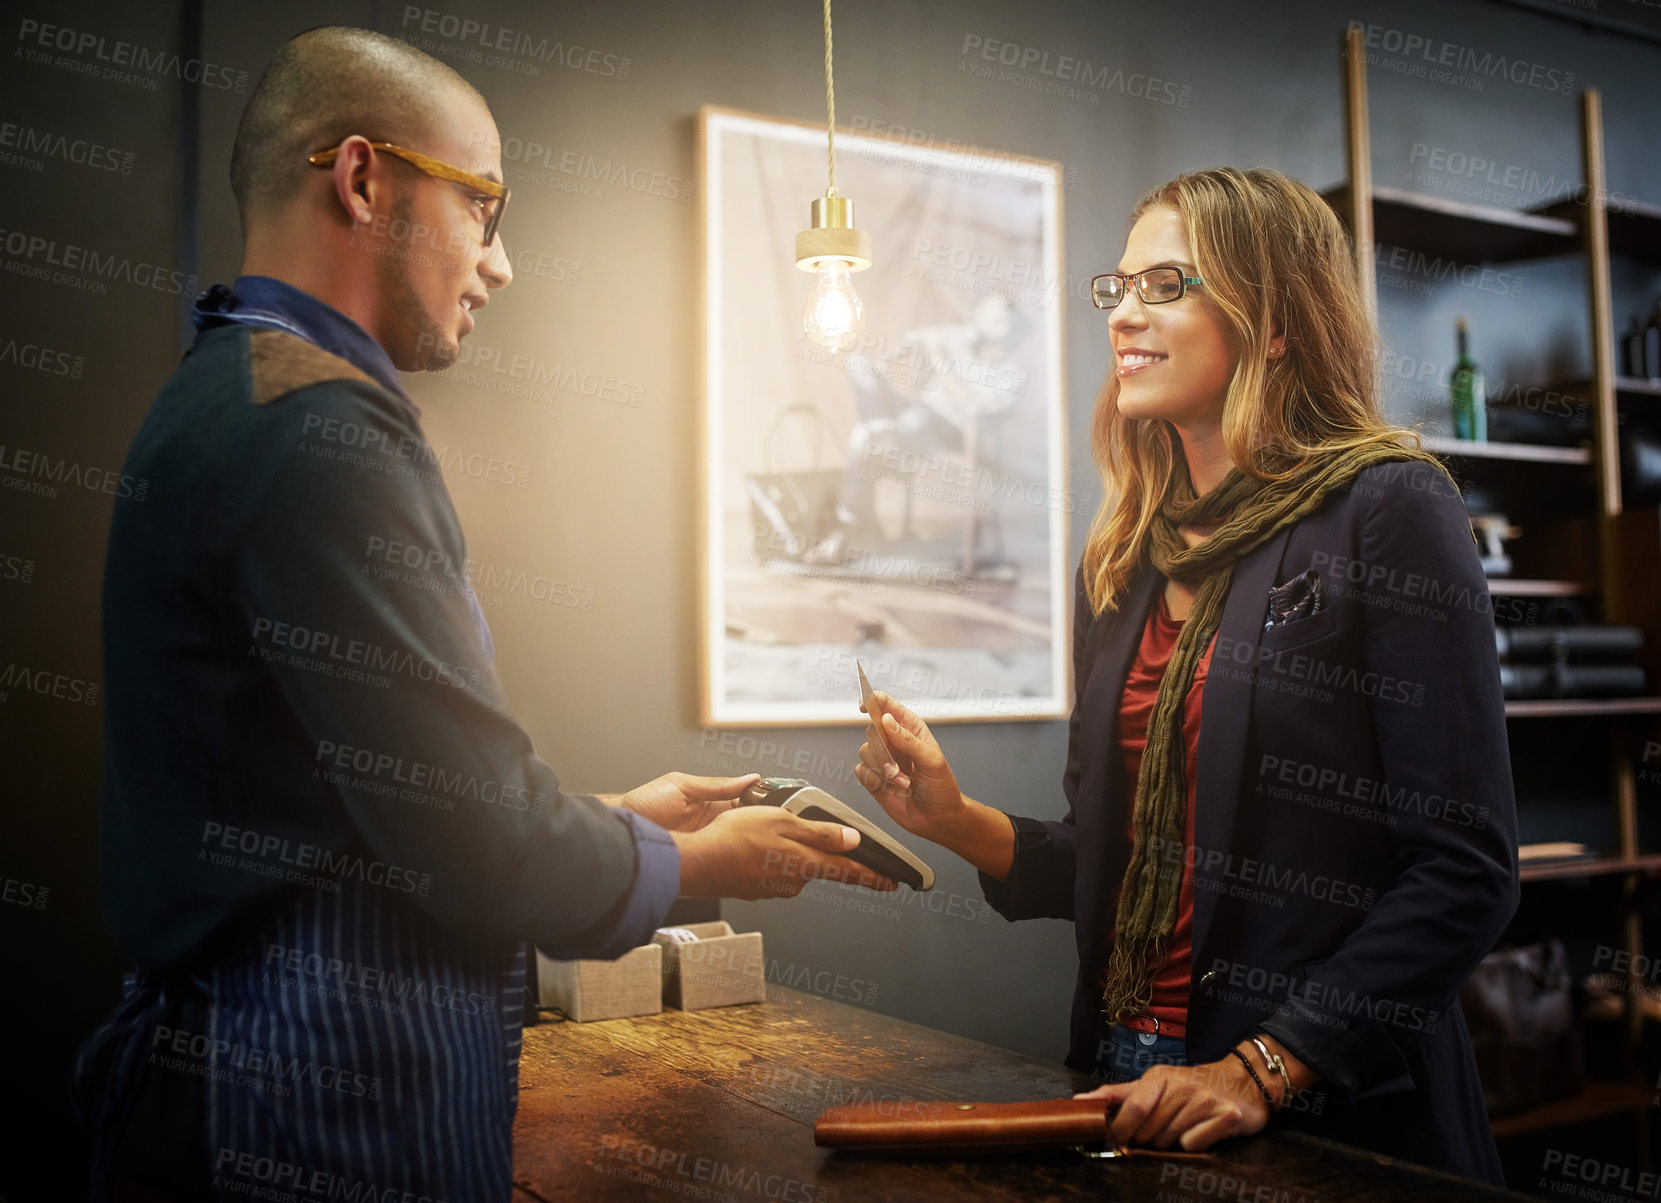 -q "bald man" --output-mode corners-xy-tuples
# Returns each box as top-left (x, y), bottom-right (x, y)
(74, 27), (890, 1201)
